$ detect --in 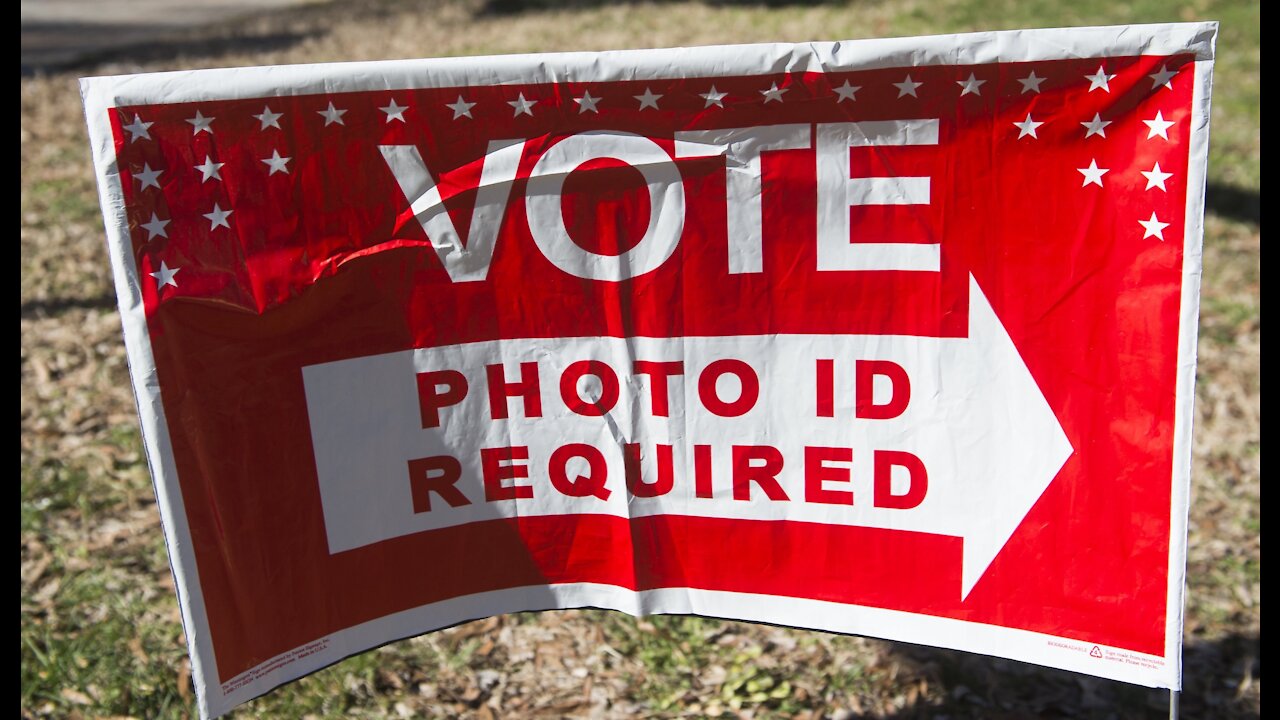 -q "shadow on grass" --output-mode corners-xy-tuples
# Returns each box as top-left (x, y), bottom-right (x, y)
(1205, 183), (1261, 226)
(870, 631), (1258, 719)
(482, 0), (847, 15)
(20, 22), (320, 77)
(21, 295), (117, 319)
